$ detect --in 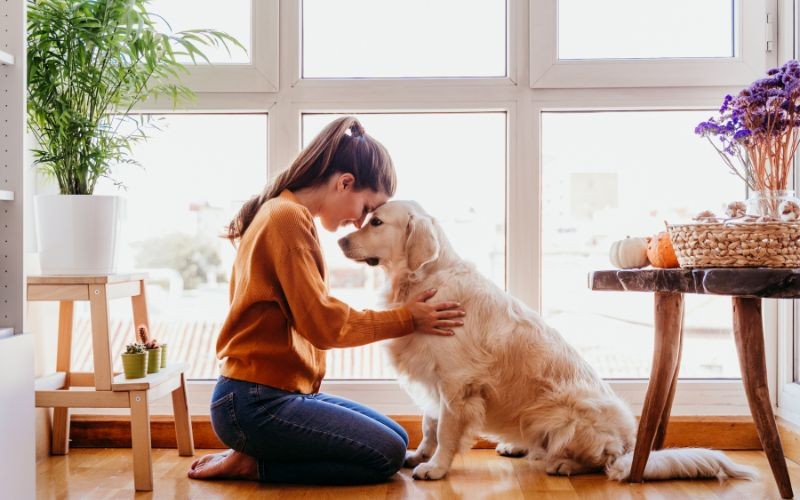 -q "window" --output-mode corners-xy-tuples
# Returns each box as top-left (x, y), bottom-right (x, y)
(145, 0), (279, 92)
(30, 0), (782, 418)
(86, 114), (268, 379)
(542, 110), (742, 378)
(558, 0), (735, 60)
(303, 112), (506, 379)
(150, 0), (251, 64)
(302, 0), (507, 78)
(531, 0), (772, 87)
